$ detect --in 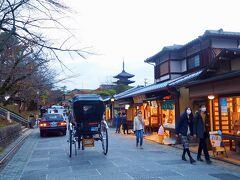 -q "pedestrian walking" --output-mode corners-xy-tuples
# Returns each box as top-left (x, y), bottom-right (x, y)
(175, 107), (196, 164)
(194, 104), (212, 164)
(115, 112), (121, 133)
(134, 110), (144, 149)
(122, 112), (128, 134)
